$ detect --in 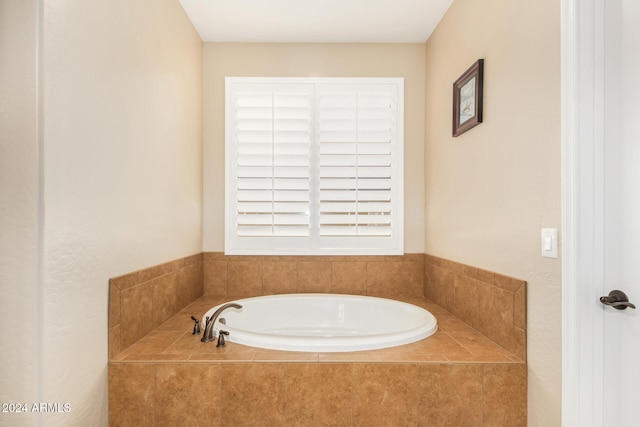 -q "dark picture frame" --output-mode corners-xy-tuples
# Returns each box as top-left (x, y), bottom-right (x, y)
(452, 59), (484, 137)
